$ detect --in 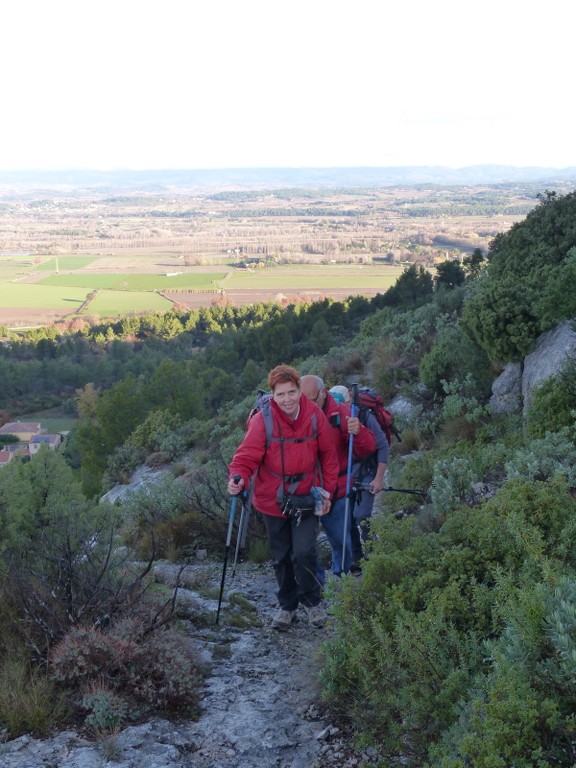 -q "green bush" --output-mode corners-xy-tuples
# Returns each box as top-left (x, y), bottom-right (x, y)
(430, 578), (576, 767)
(320, 475), (576, 765)
(428, 666), (558, 768)
(463, 190), (576, 361)
(505, 429), (576, 485)
(127, 408), (182, 453)
(82, 686), (129, 732)
(430, 456), (477, 516)
(419, 320), (492, 401)
(321, 585), (482, 766)
(526, 362), (576, 439)
(103, 443), (145, 487)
